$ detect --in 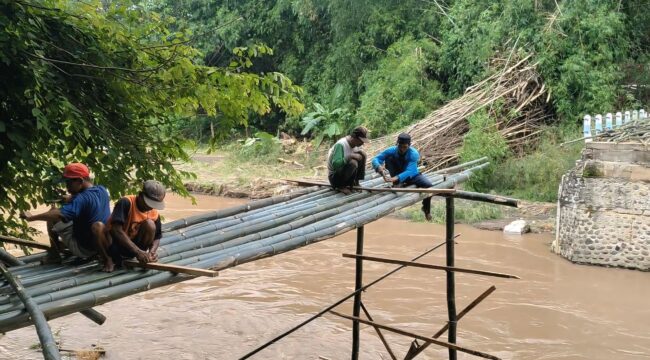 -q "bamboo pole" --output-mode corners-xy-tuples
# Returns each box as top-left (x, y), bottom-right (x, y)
(404, 286), (497, 360)
(329, 311), (500, 360)
(0, 263), (60, 360)
(0, 235), (51, 250)
(123, 260), (218, 277)
(446, 197), (457, 360)
(360, 301), (397, 360)
(351, 226), (364, 360)
(450, 191), (519, 207)
(284, 179), (457, 195)
(341, 254), (520, 279)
